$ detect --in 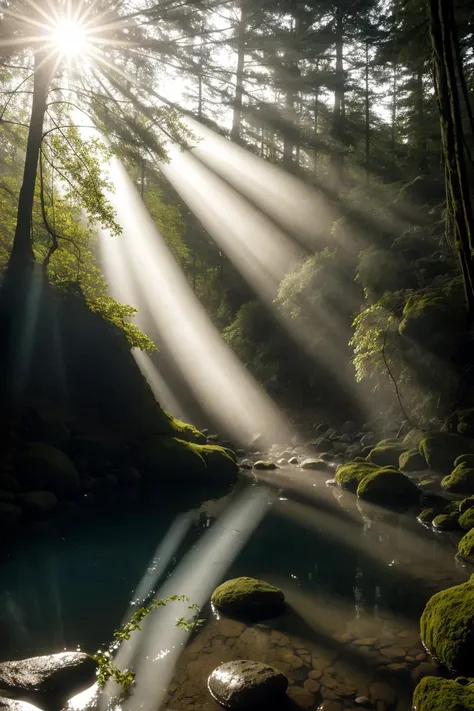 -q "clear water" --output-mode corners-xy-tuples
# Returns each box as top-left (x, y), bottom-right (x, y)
(0, 470), (468, 711)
